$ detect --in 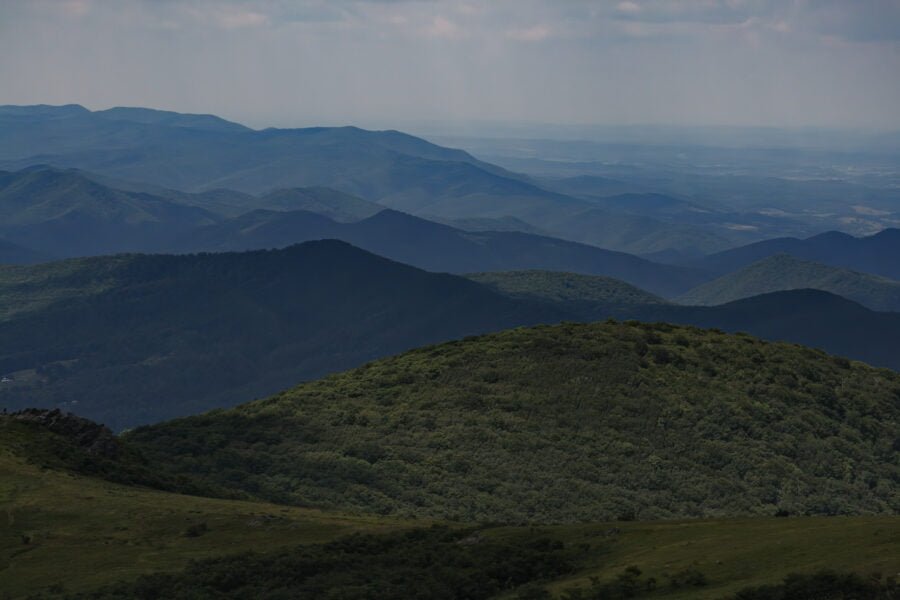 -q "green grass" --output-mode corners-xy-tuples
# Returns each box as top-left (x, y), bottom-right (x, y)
(507, 516), (900, 599)
(0, 431), (410, 599)
(2, 414), (898, 598)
